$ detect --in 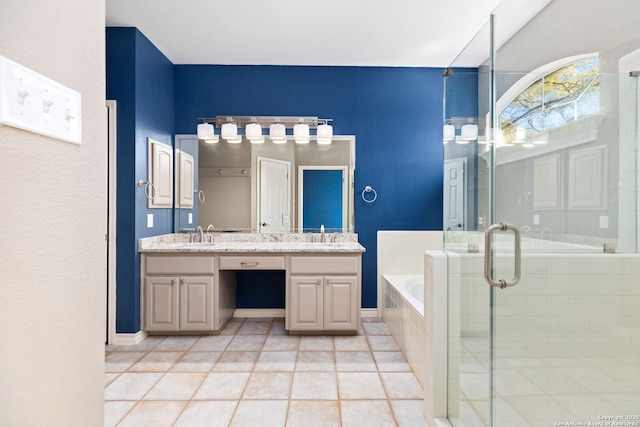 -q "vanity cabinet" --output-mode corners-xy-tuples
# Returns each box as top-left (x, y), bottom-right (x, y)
(288, 256), (360, 332)
(145, 275), (213, 331)
(142, 254), (234, 333)
(140, 244), (364, 336)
